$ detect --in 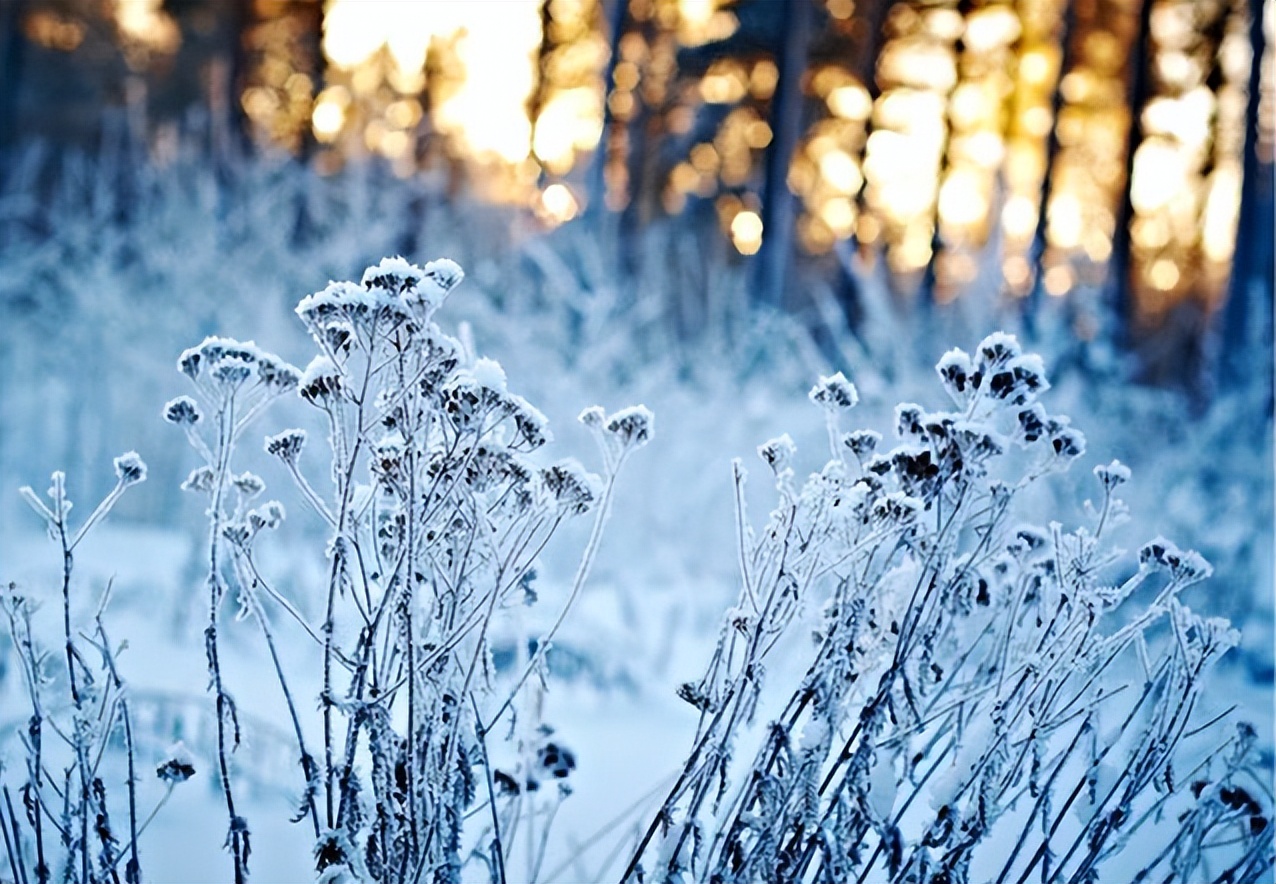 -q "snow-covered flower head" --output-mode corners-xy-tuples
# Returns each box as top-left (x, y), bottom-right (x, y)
(248, 501), (286, 532)
(421, 257), (465, 302)
(985, 353), (1050, 407)
(842, 429), (881, 462)
(232, 471), (265, 498)
(1046, 417), (1085, 462)
(255, 353), (302, 393)
(264, 428), (307, 465)
(872, 491), (923, 529)
(113, 451), (147, 487)
(441, 365), (510, 433)
(758, 433), (797, 475)
(181, 466), (215, 494)
(156, 742), (196, 784)
(1139, 537), (1212, 584)
(1094, 460), (1131, 490)
(542, 459), (602, 516)
(361, 256), (424, 295)
(509, 394), (552, 450)
(605, 405), (654, 452)
(809, 372), (859, 412)
(371, 431), (407, 483)
(935, 348), (975, 405)
(299, 356), (343, 405)
(577, 405), (606, 430)
(163, 396), (201, 426)
(177, 336), (298, 400)
(974, 331), (1022, 376)
(895, 403), (927, 440)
